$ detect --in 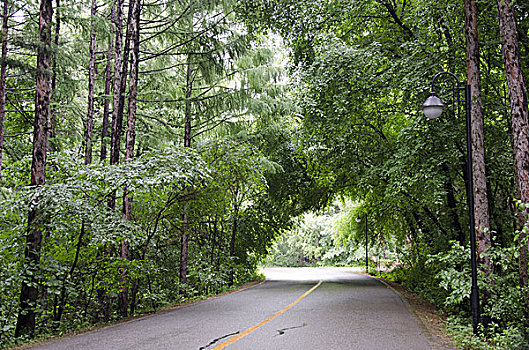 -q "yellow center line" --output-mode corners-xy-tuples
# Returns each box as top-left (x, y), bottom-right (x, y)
(212, 280), (323, 350)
